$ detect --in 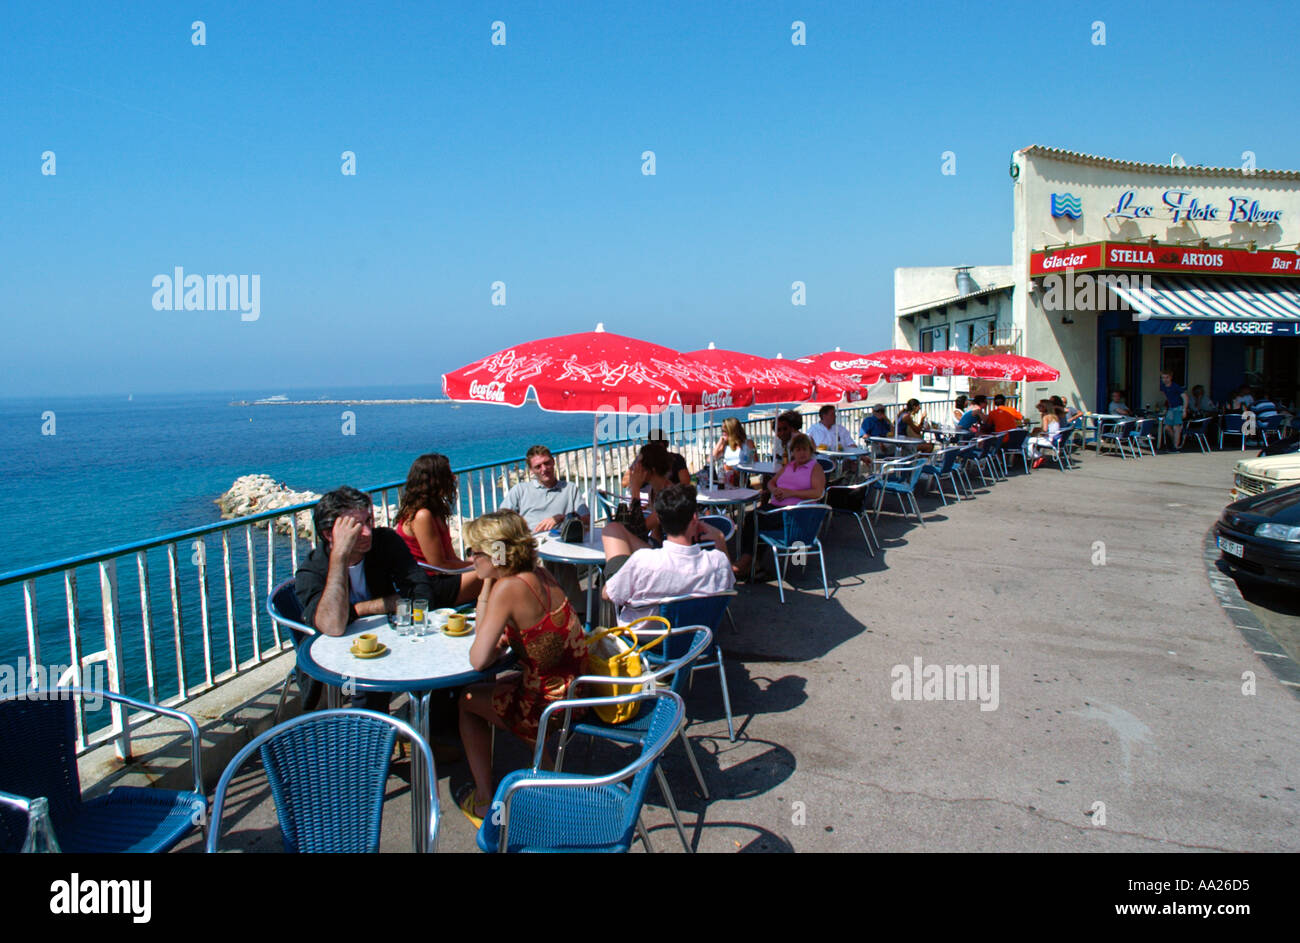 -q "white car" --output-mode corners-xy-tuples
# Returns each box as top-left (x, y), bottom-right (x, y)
(1231, 453), (1300, 502)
